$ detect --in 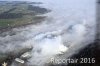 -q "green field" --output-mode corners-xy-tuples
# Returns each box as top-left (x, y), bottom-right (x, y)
(0, 1), (49, 29)
(0, 15), (46, 28)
